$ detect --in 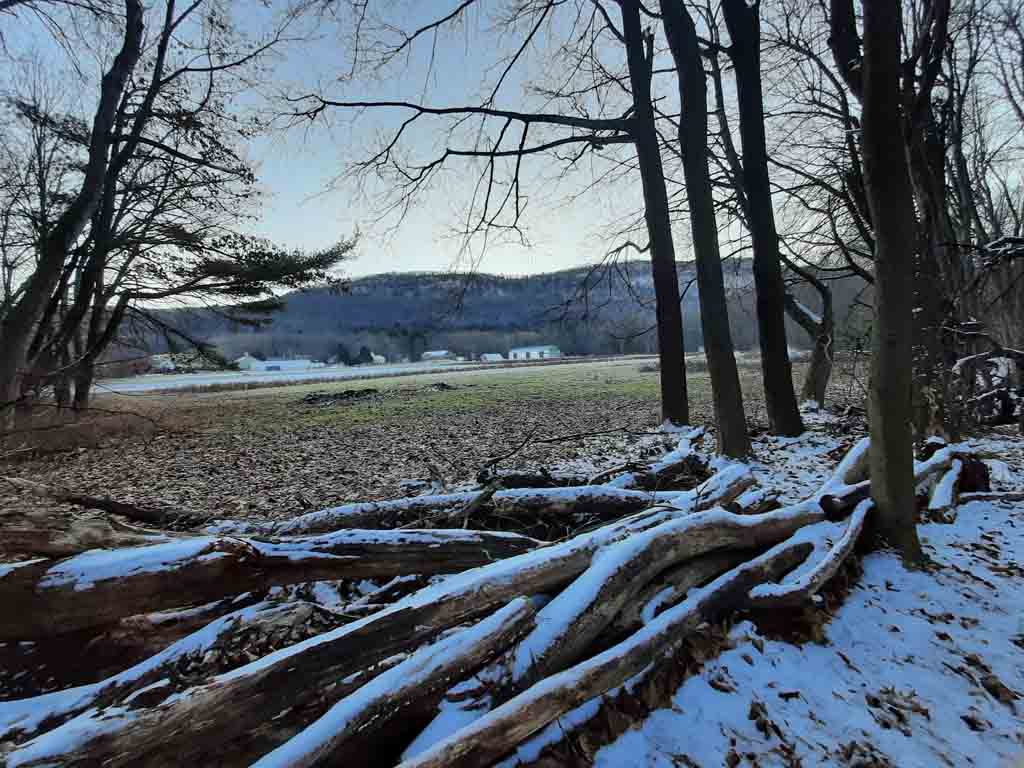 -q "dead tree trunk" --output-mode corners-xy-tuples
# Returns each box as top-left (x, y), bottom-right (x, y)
(857, 0), (925, 562)
(659, 0), (750, 457)
(784, 285), (835, 407)
(621, 0), (690, 427)
(722, 0), (804, 437)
